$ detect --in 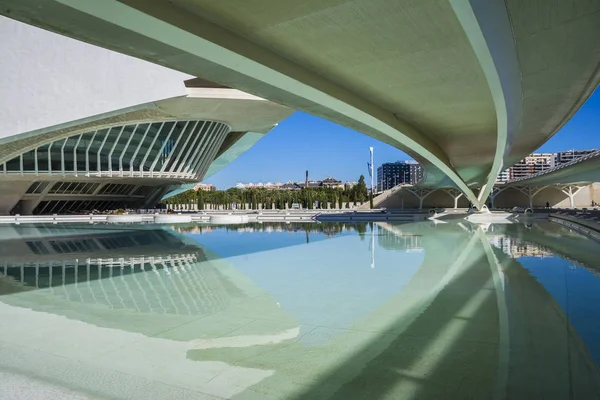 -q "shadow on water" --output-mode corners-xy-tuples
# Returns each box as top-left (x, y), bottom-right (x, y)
(1, 221), (600, 399)
(273, 223), (600, 400)
(238, 223), (502, 400)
